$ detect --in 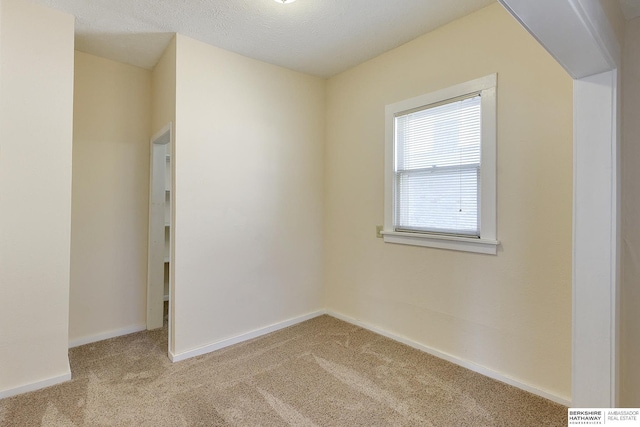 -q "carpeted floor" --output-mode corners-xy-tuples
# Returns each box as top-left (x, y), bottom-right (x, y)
(0, 315), (566, 426)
